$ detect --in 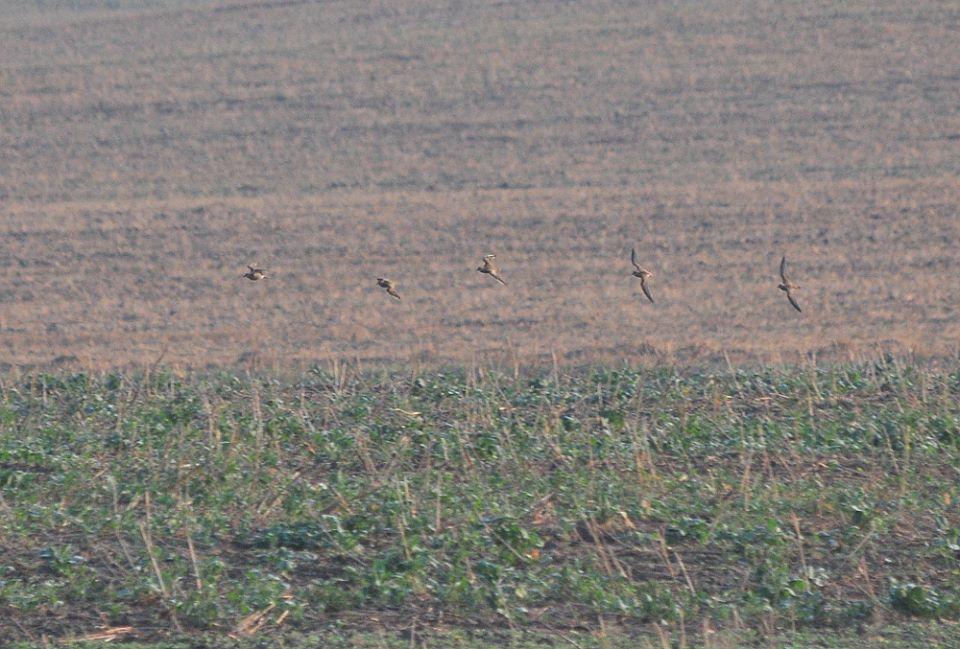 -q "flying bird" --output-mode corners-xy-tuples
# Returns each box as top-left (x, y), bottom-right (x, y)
(477, 254), (506, 285)
(242, 265), (267, 281)
(778, 256), (802, 312)
(377, 278), (401, 299)
(630, 248), (654, 303)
